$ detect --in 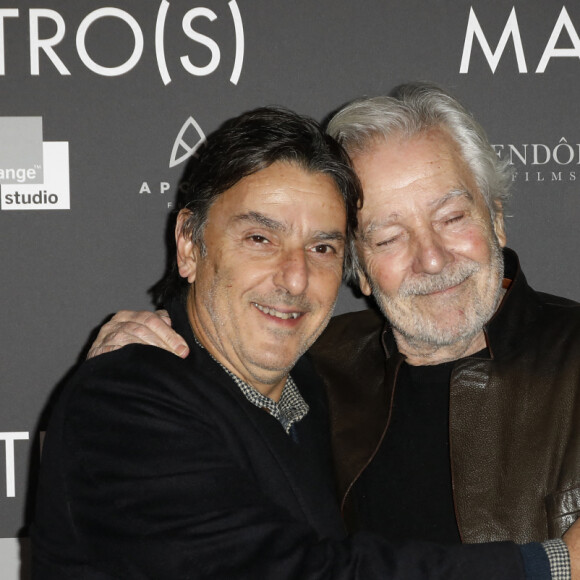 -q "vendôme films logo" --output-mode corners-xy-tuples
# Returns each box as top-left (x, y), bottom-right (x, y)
(0, 116), (70, 210)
